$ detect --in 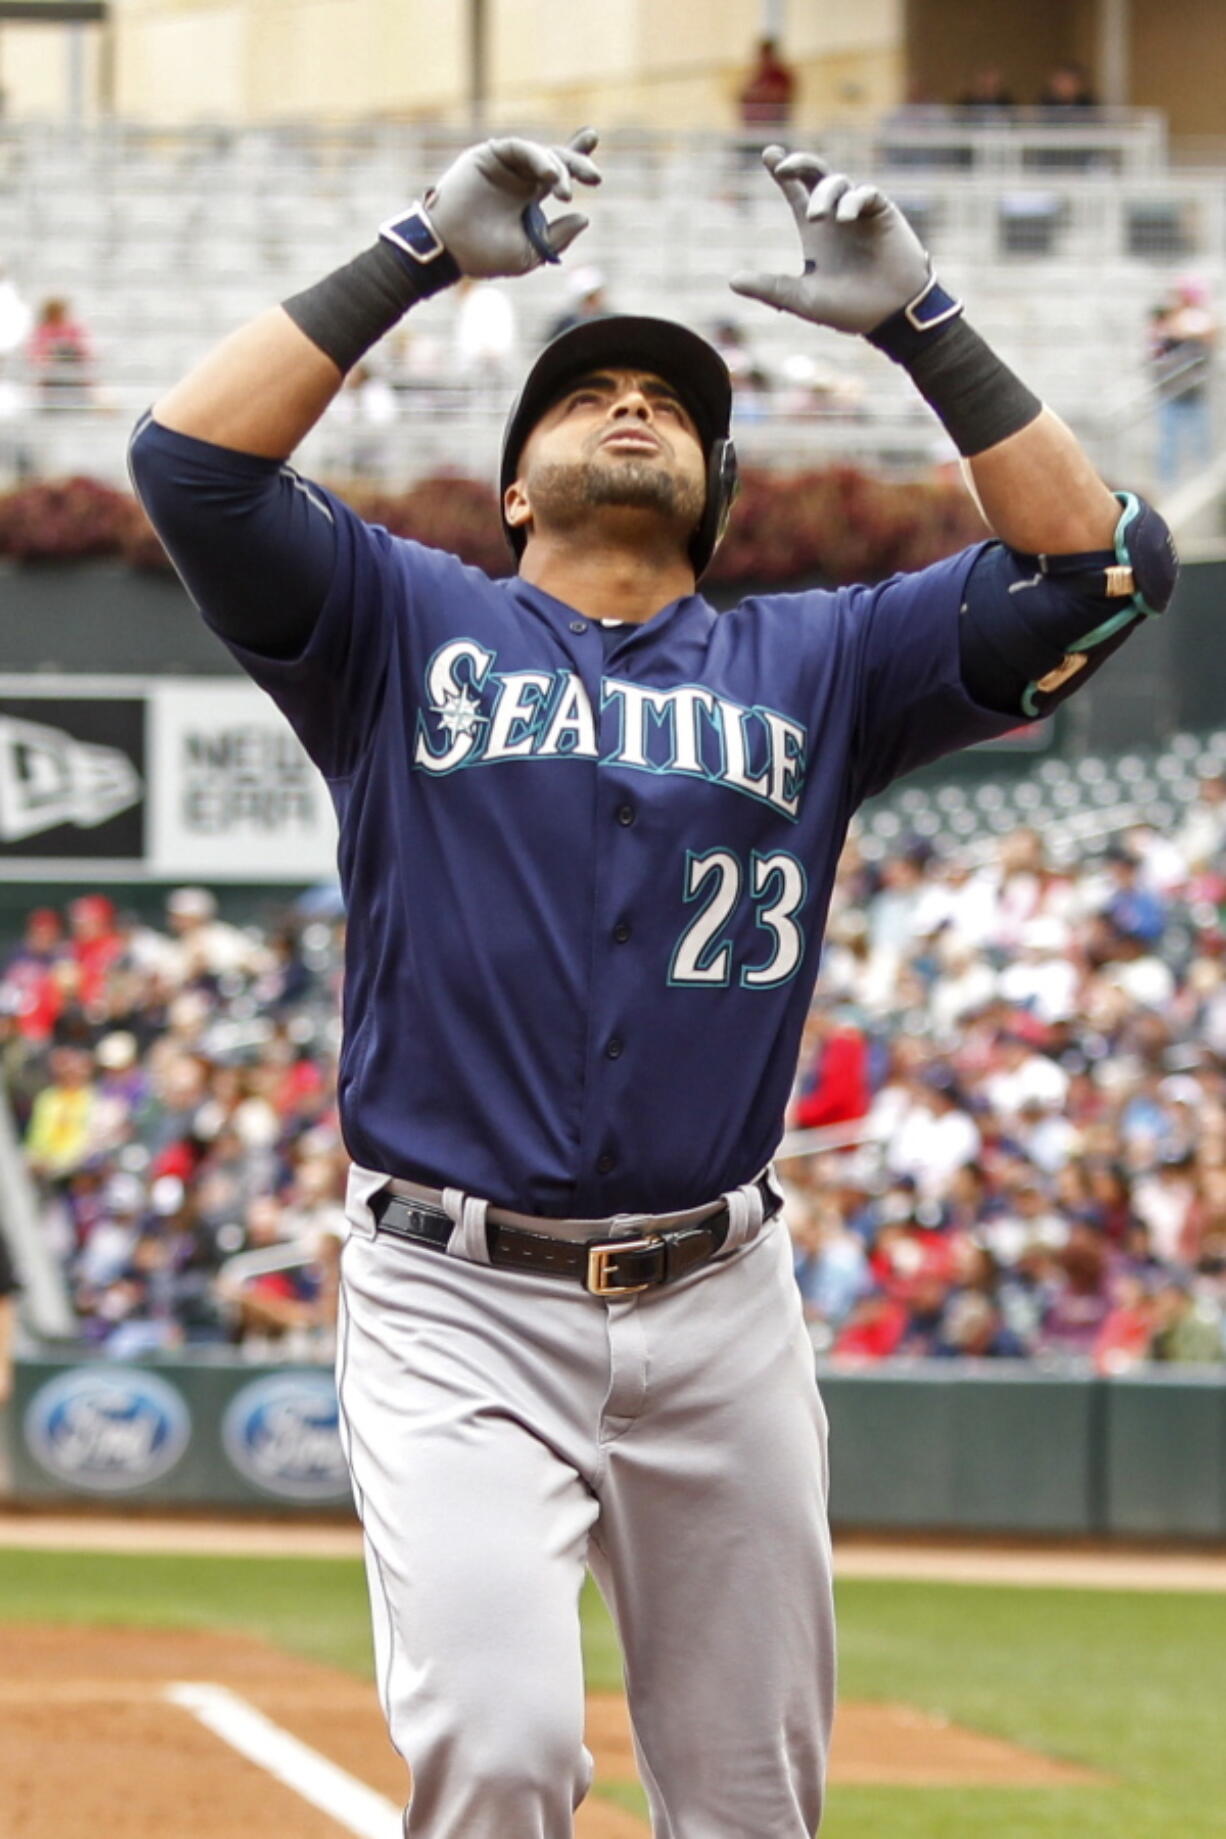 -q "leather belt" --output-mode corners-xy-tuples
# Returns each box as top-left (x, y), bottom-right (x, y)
(369, 1175), (779, 1297)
